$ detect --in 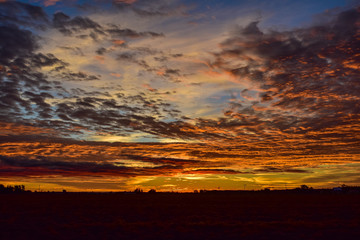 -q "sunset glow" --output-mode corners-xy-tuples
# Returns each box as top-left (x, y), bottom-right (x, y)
(1, 0), (359, 192)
